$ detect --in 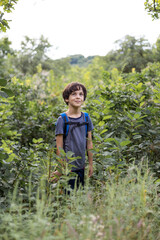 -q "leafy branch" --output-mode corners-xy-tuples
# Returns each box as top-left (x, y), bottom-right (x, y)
(0, 0), (18, 32)
(144, 0), (160, 19)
